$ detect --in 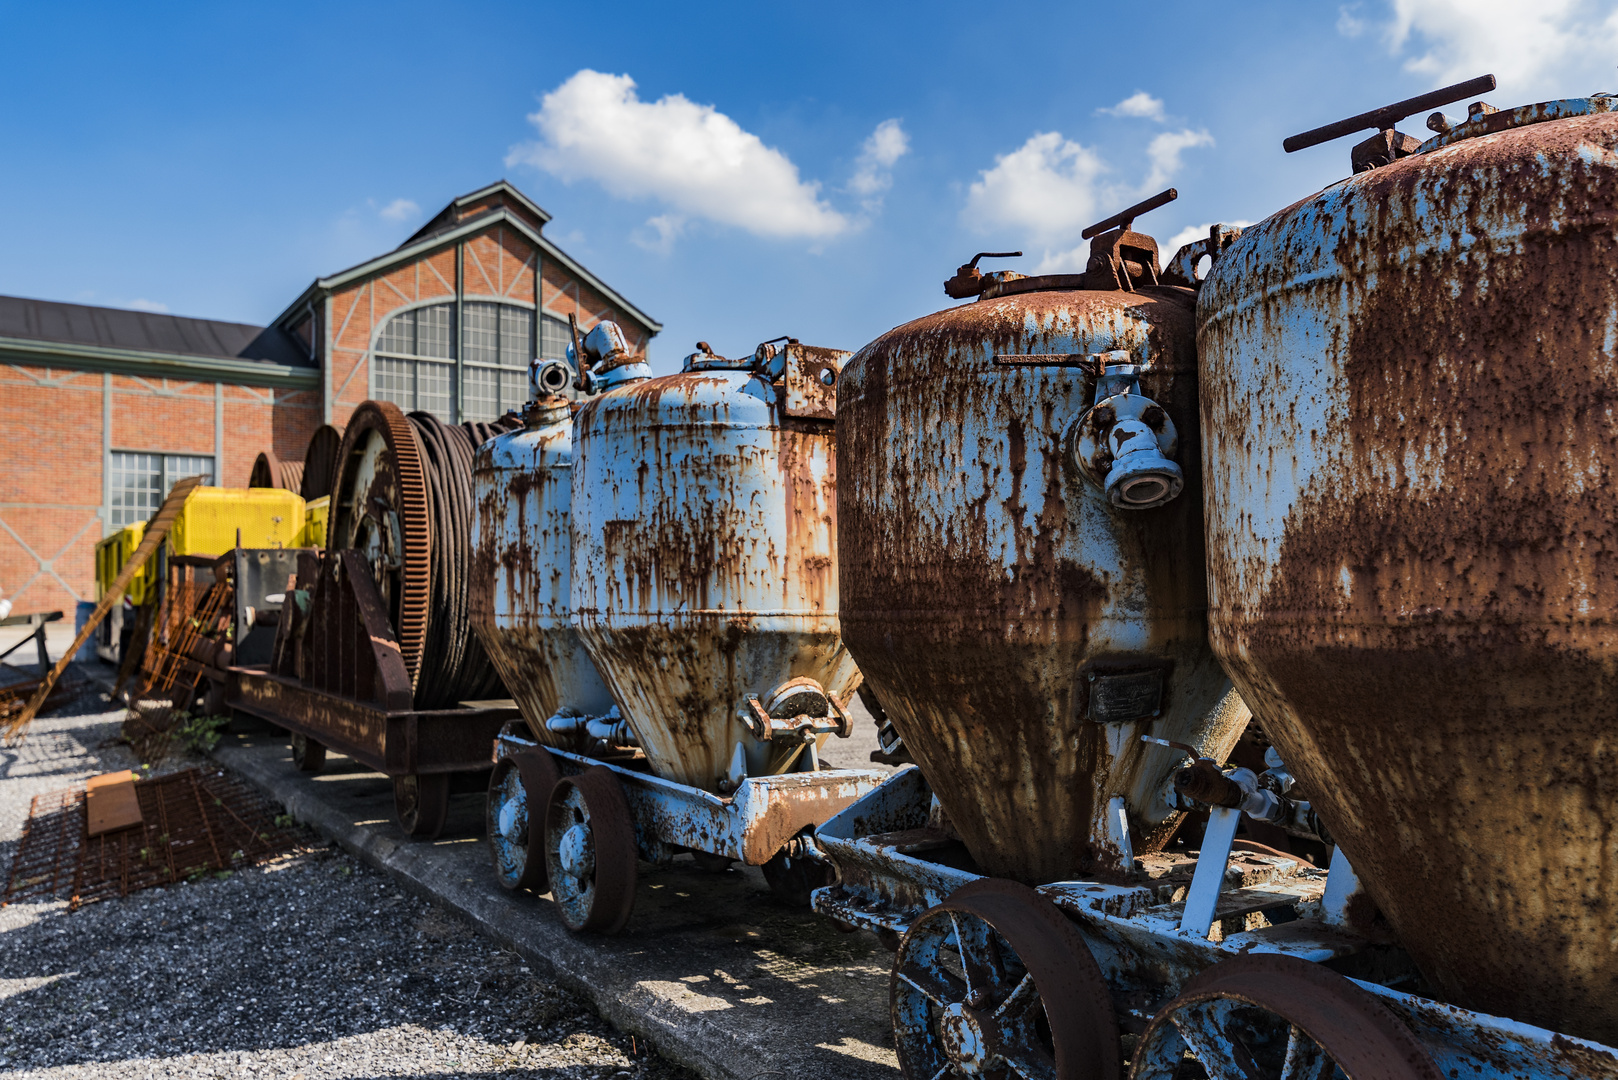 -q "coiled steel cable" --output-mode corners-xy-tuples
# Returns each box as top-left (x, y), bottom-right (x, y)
(405, 411), (519, 708)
